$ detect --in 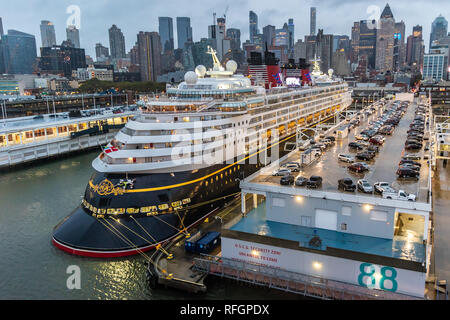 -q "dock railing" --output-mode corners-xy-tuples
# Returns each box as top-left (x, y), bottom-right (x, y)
(193, 255), (423, 300)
